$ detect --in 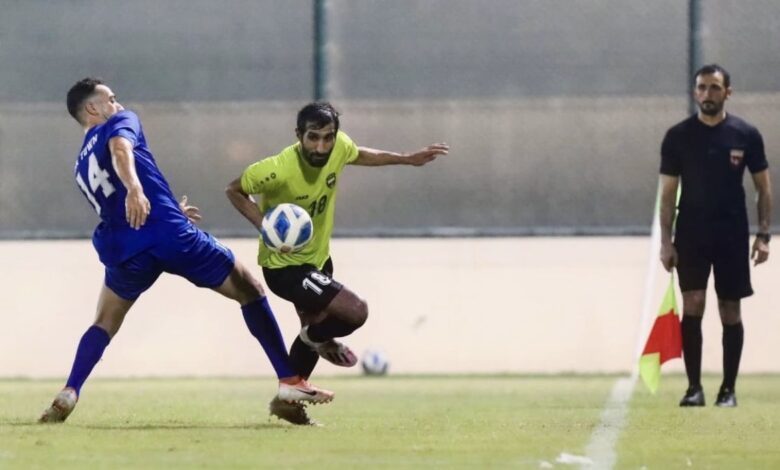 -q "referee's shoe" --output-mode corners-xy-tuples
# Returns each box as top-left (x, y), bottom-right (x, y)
(679, 385), (705, 407)
(715, 387), (737, 407)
